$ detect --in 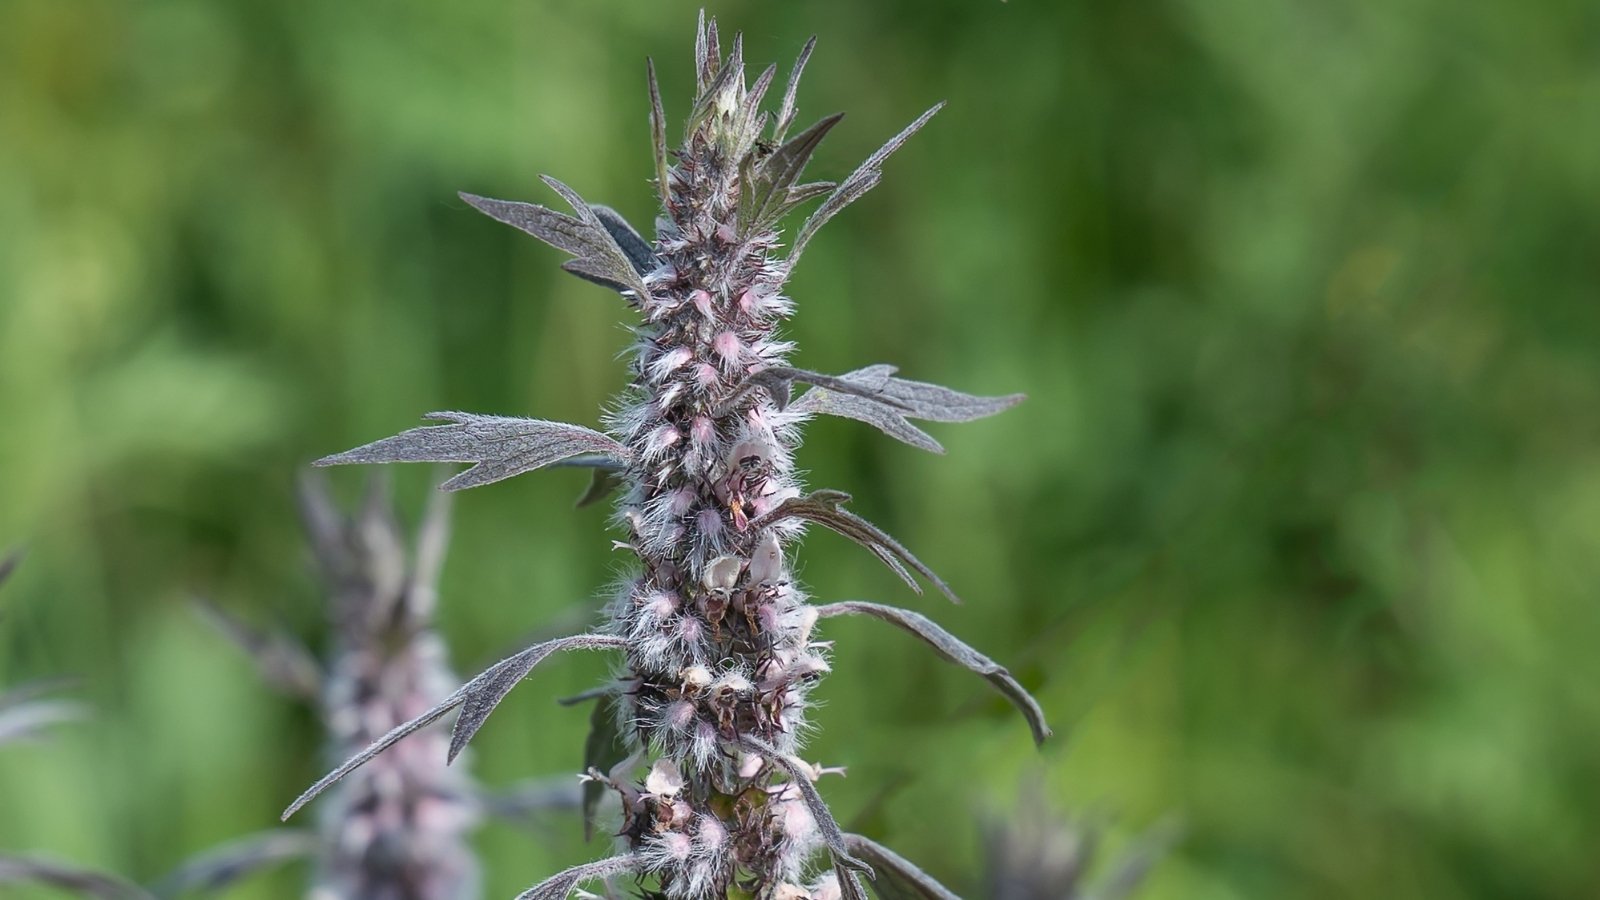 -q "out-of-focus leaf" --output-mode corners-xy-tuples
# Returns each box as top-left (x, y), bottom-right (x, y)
(193, 599), (322, 701)
(815, 601), (1051, 746)
(151, 830), (316, 897)
(315, 412), (628, 492)
(0, 549), (21, 589)
(478, 777), (584, 824)
(0, 855), (154, 900)
(575, 467), (624, 509)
